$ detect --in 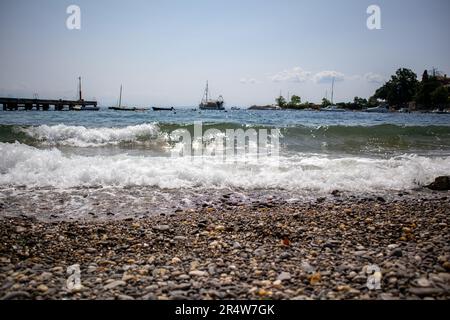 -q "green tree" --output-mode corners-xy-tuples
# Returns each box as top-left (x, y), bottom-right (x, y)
(431, 86), (449, 109)
(276, 95), (286, 108)
(415, 70), (441, 109)
(321, 98), (332, 108)
(353, 97), (368, 109)
(422, 70), (429, 82)
(373, 68), (419, 108)
(290, 95), (301, 106)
